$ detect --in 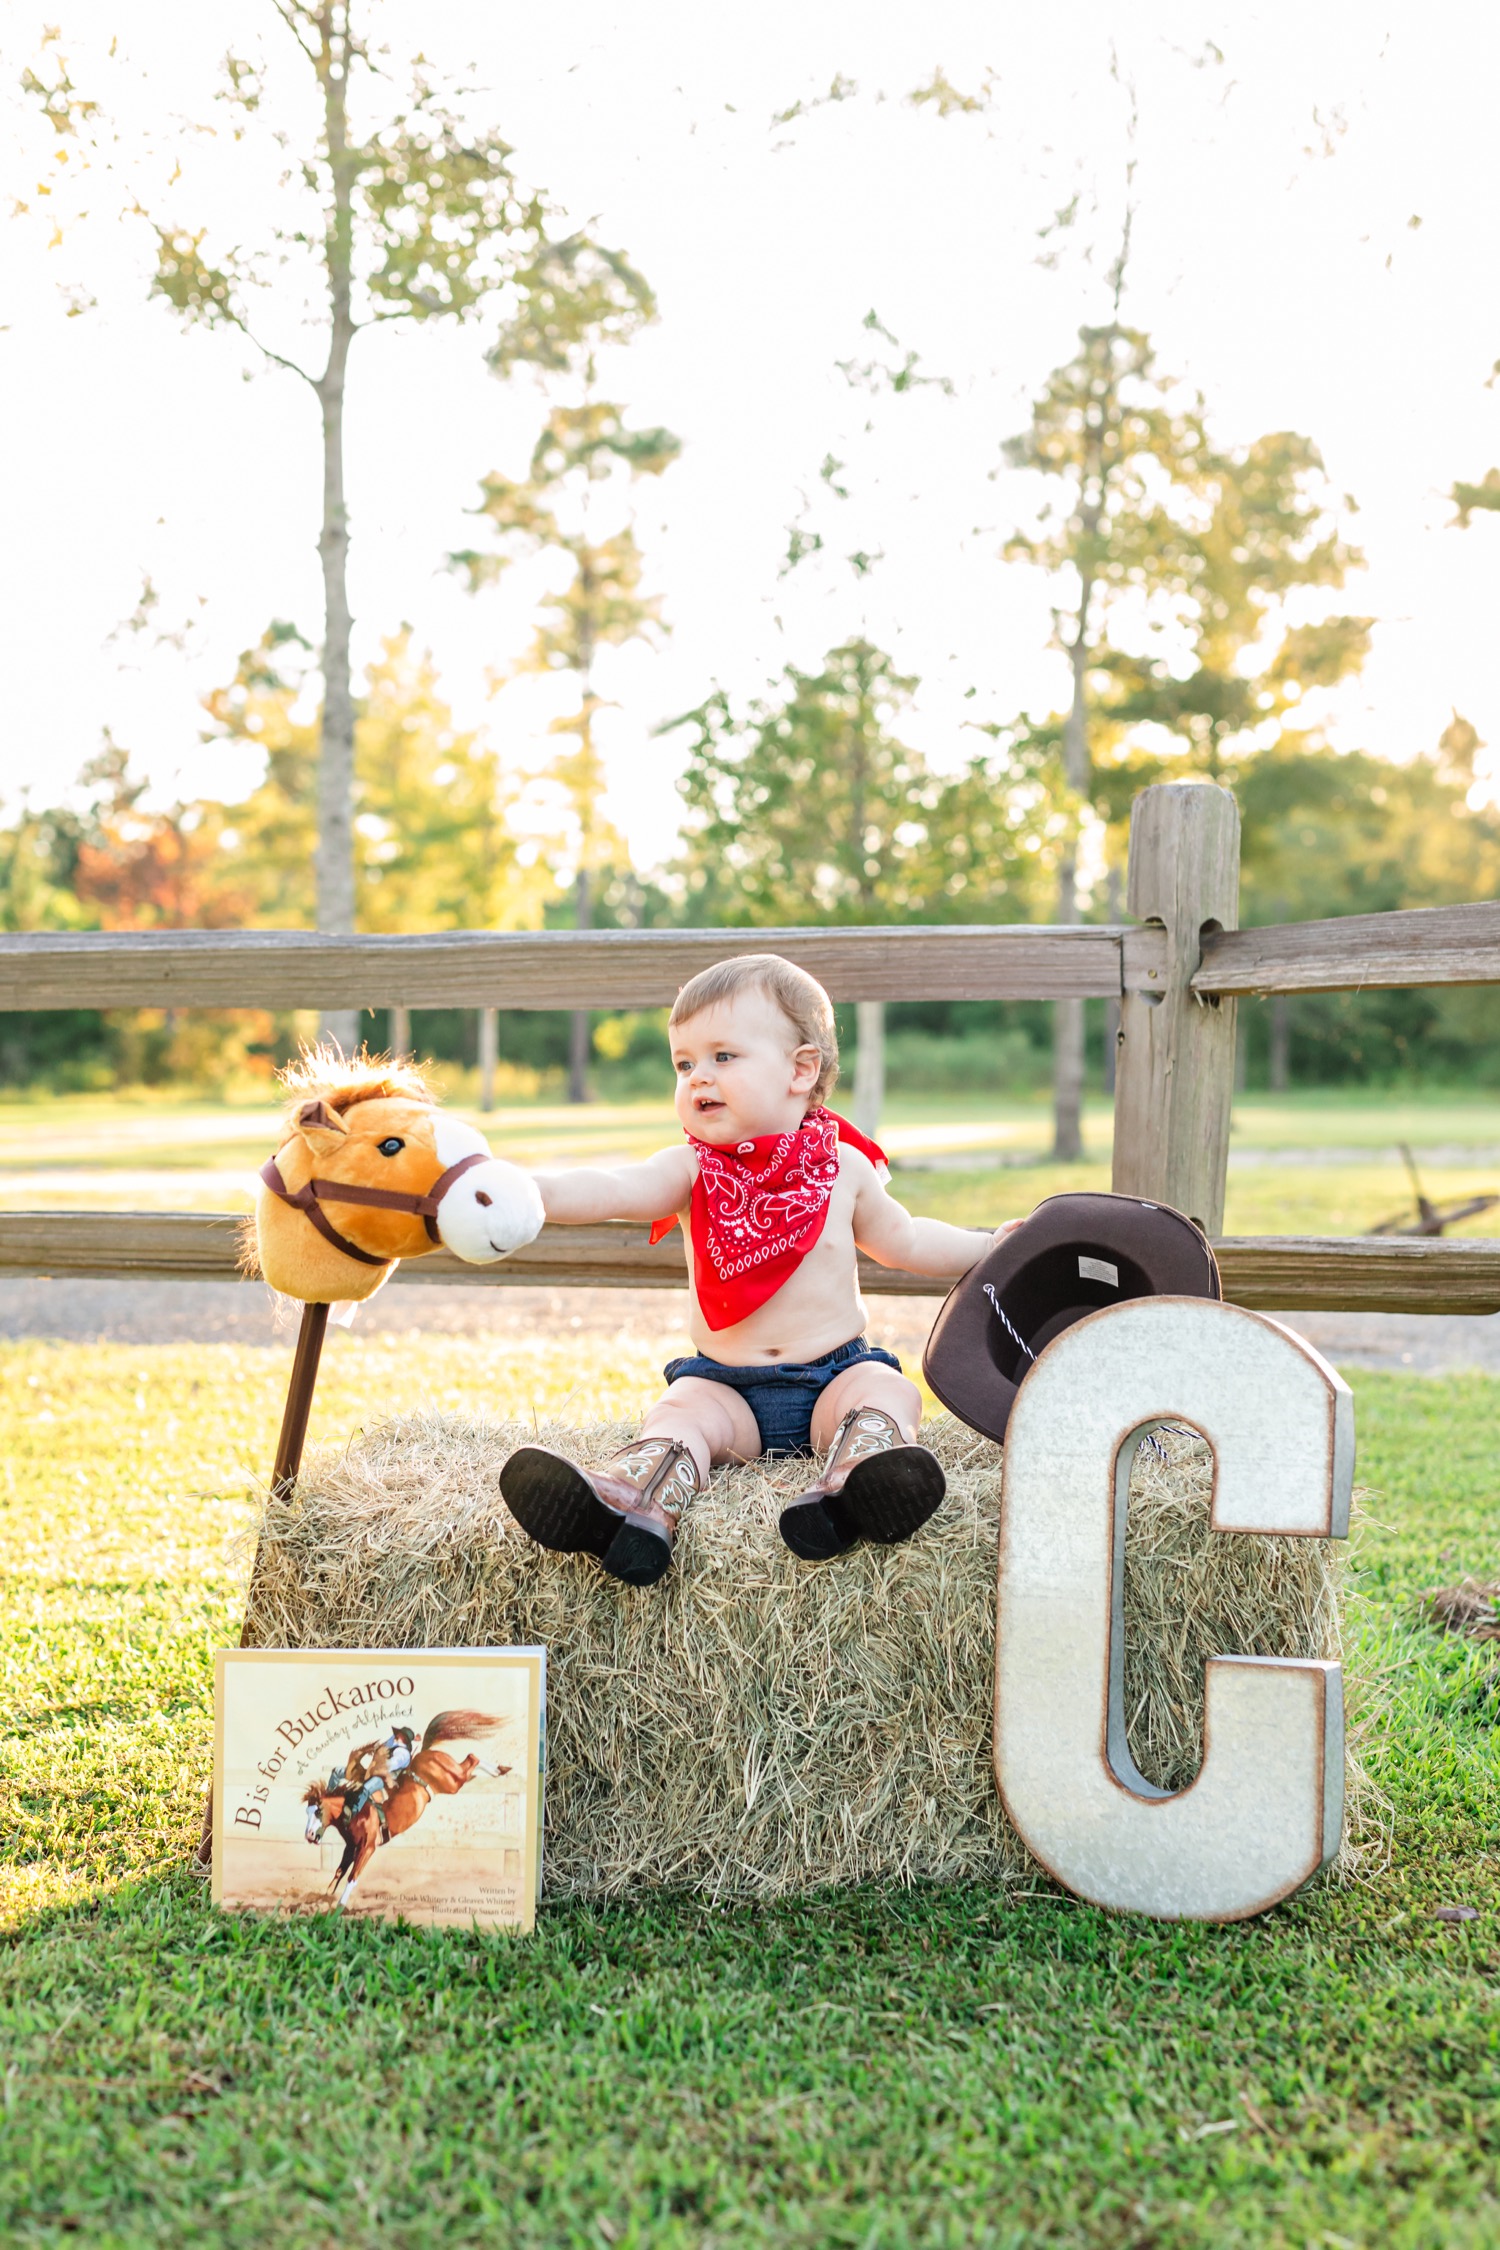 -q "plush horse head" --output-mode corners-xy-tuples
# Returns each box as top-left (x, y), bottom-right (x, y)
(248, 1048), (544, 1305)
